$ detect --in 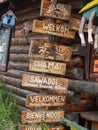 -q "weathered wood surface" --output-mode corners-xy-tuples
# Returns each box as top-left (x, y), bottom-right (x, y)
(29, 41), (72, 62)
(26, 94), (66, 107)
(10, 46), (29, 54)
(32, 20), (75, 39)
(3, 73), (98, 96)
(68, 79), (98, 96)
(9, 54), (29, 63)
(67, 57), (84, 67)
(81, 111), (98, 122)
(21, 110), (65, 124)
(22, 74), (68, 93)
(65, 67), (84, 80)
(65, 100), (97, 112)
(29, 59), (66, 75)
(8, 61), (28, 71)
(19, 125), (64, 130)
(40, 0), (71, 20)
(72, 45), (85, 56)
